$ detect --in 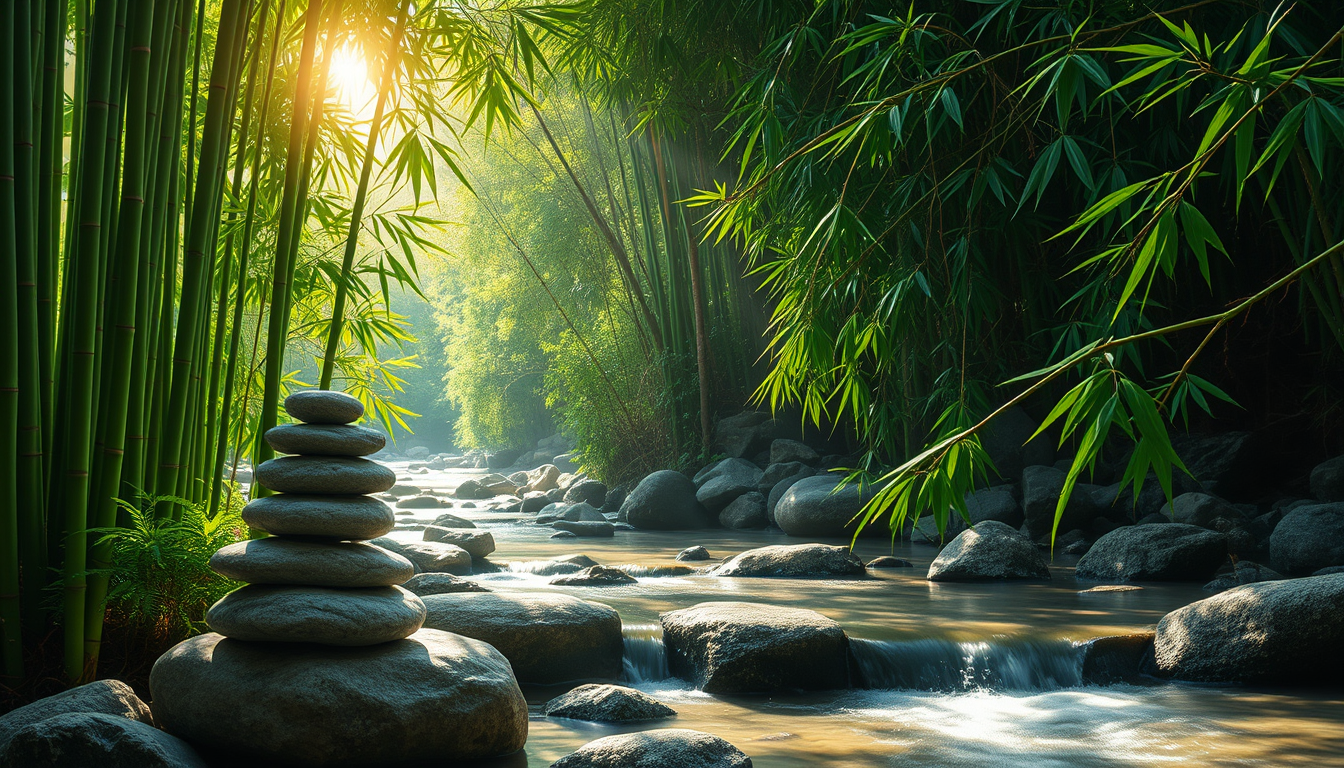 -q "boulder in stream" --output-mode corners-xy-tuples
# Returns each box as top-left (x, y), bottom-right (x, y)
(1075, 523), (1227, 582)
(676, 546), (712, 562)
(421, 528), (496, 558)
(773, 475), (874, 538)
(1081, 633), (1155, 684)
(621, 470), (712, 530)
(1269, 502), (1344, 575)
(713, 543), (865, 578)
(926, 521), (1051, 582)
(551, 729), (751, 768)
(719, 491), (768, 529)
(403, 572), (491, 595)
(550, 565), (637, 586)
(544, 684), (676, 723)
(552, 520), (616, 537)
(695, 458), (764, 512)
